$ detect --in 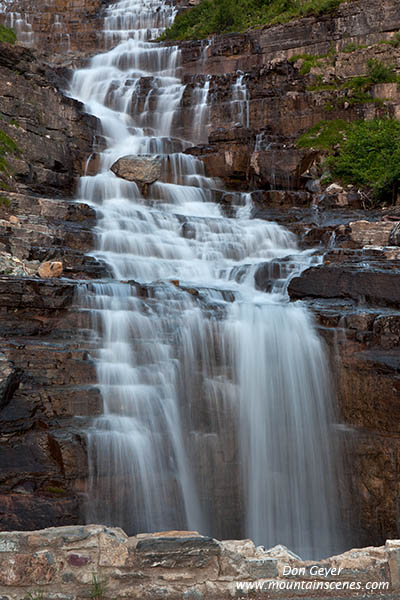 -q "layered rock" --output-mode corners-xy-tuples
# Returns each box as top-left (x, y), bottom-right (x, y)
(0, 41), (103, 530)
(0, 525), (398, 599)
(0, 0), (108, 57)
